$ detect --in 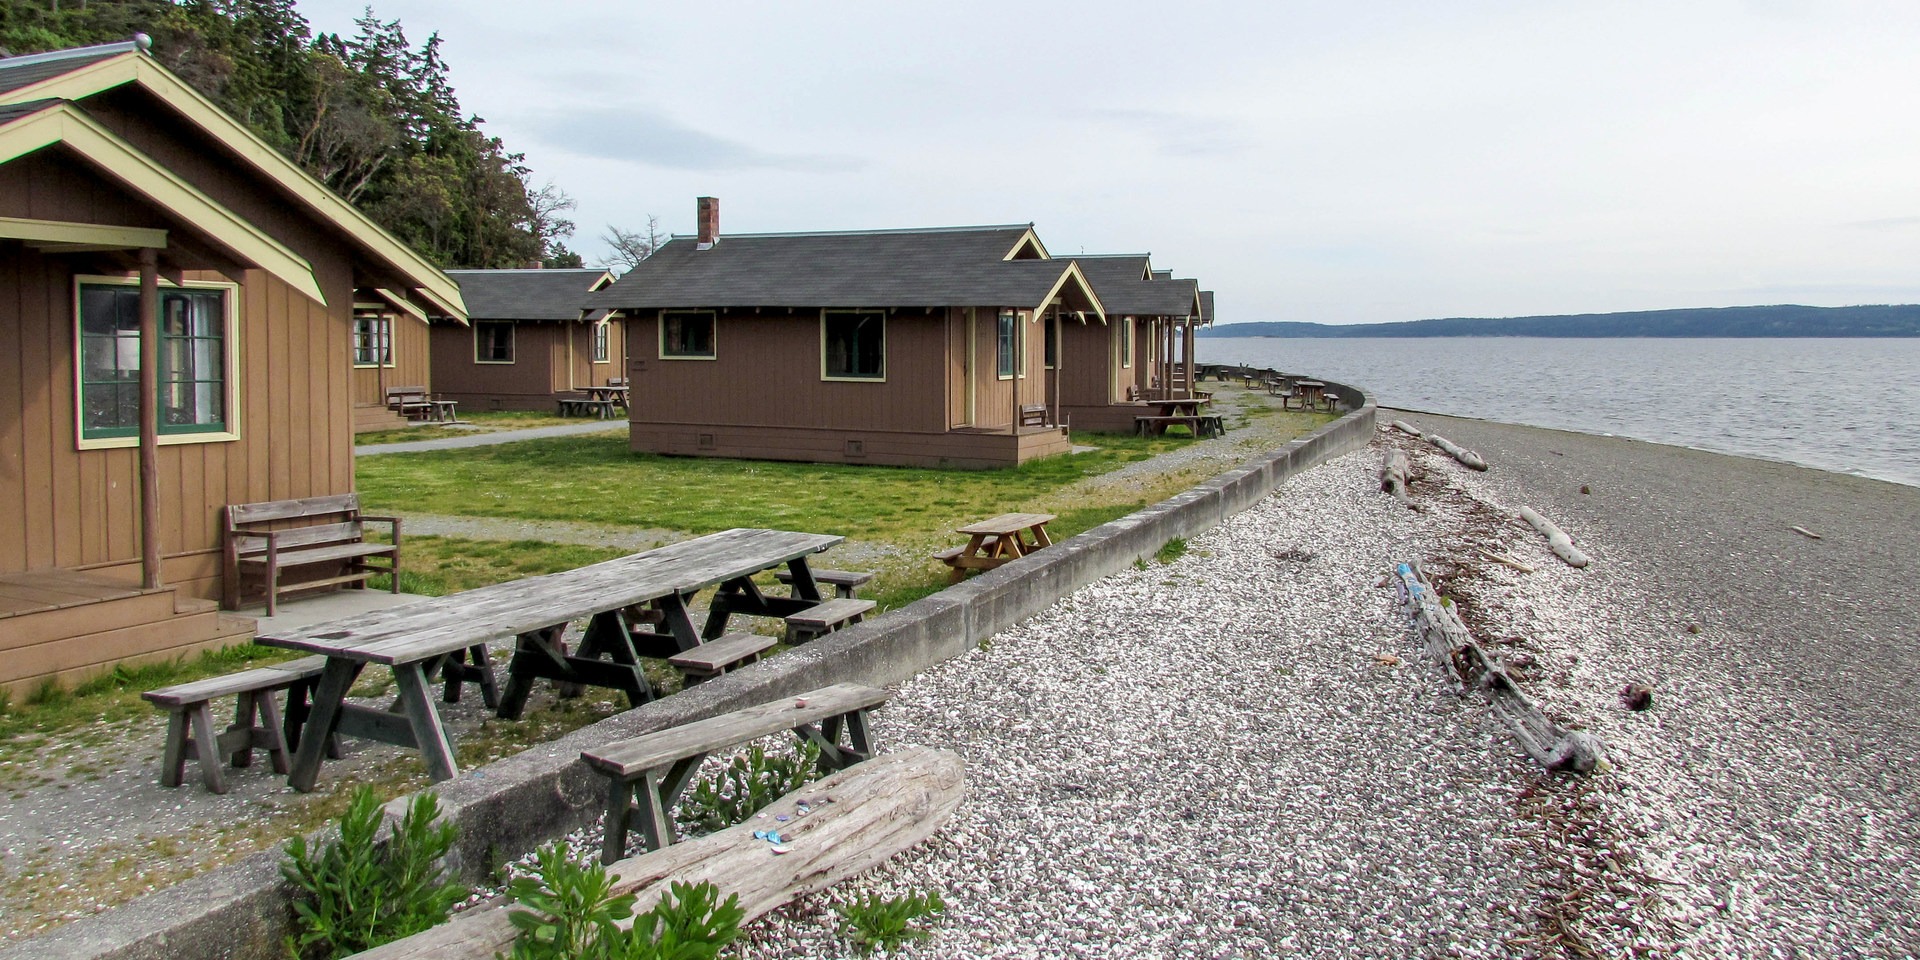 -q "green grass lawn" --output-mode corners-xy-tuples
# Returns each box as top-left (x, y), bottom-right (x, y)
(356, 430), (1191, 541)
